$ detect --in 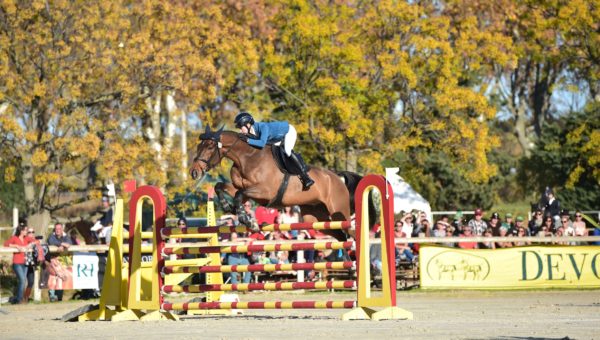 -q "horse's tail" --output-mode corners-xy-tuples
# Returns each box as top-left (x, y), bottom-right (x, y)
(337, 171), (377, 228)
